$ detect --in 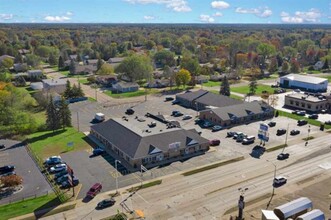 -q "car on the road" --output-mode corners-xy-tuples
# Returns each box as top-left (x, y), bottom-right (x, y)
(268, 121), (276, 127)
(325, 120), (331, 125)
(0, 165), (15, 174)
(86, 183), (102, 198)
(308, 114), (318, 119)
(50, 164), (67, 173)
(164, 97), (174, 102)
(92, 148), (106, 156)
(250, 145), (265, 159)
(276, 129), (286, 136)
(182, 115), (192, 120)
(297, 119), (308, 126)
(209, 139), (220, 146)
(44, 156), (62, 166)
(125, 108), (135, 115)
(290, 129), (300, 135)
(277, 153), (290, 160)
(273, 176), (287, 186)
(226, 131), (235, 137)
(0, 144), (5, 149)
(96, 198), (116, 209)
(212, 125), (223, 132)
(296, 111), (306, 116)
(61, 177), (79, 189)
